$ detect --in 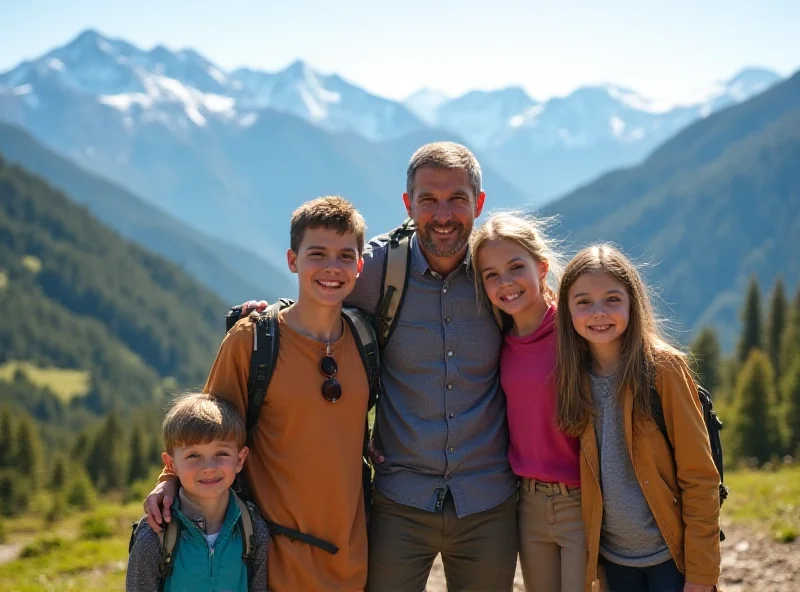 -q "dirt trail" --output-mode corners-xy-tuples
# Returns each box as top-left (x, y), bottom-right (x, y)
(425, 521), (799, 591)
